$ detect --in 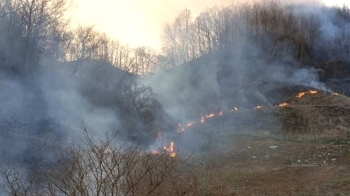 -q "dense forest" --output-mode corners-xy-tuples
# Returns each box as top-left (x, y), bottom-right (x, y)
(0, 0), (350, 195)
